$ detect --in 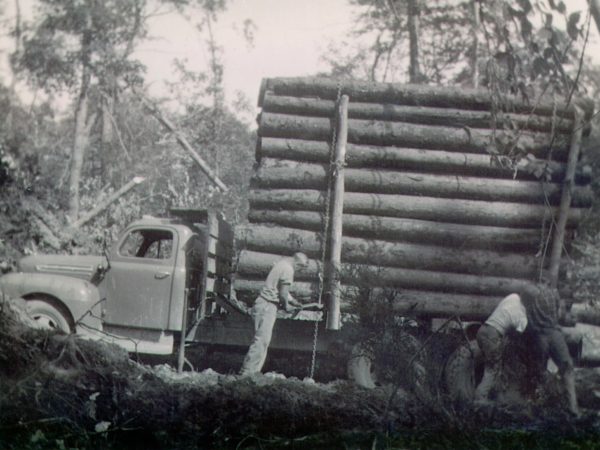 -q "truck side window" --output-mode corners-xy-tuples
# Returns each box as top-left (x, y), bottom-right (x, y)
(119, 229), (174, 260)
